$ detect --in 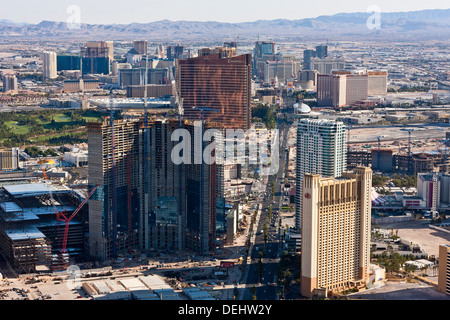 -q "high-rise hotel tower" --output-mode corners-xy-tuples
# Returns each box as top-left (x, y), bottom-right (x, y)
(295, 119), (347, 231)
(301, 167), (372, 298)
